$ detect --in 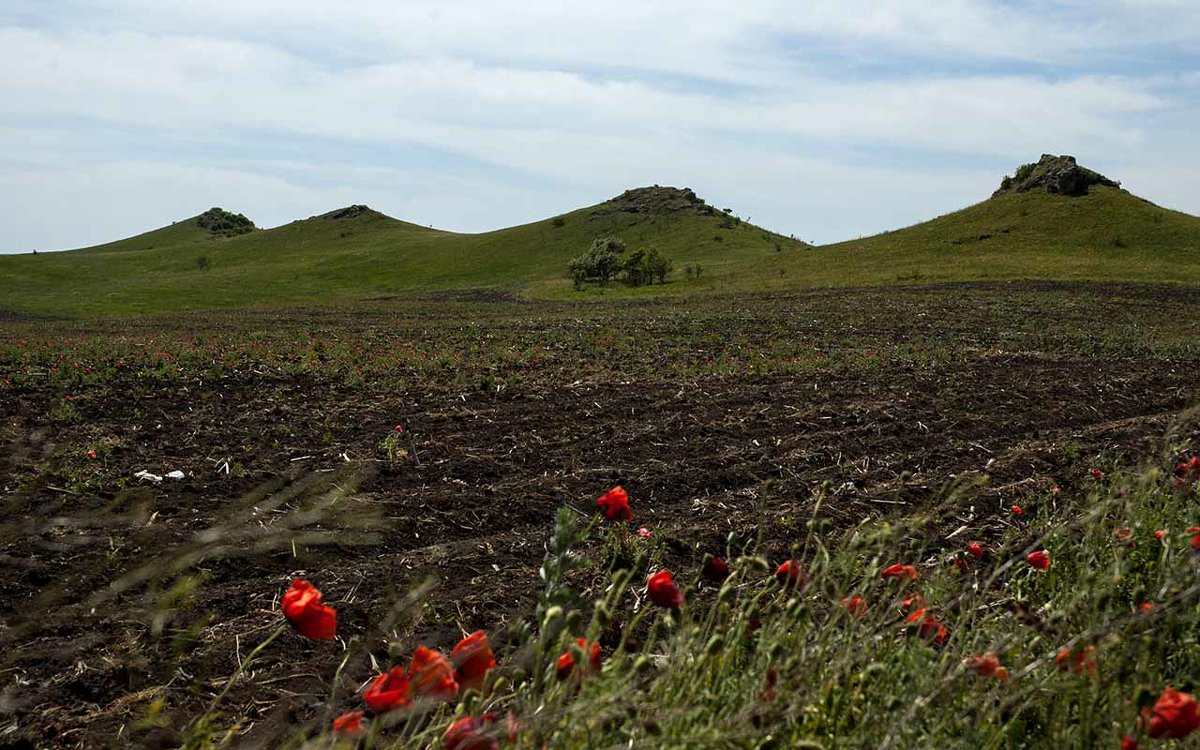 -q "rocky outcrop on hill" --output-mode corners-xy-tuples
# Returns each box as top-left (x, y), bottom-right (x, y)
(994, 155), (1121, 198)
(590, 187), (716, 217)
(320, 205), (375, 220)
(197, 207), (255, 236)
